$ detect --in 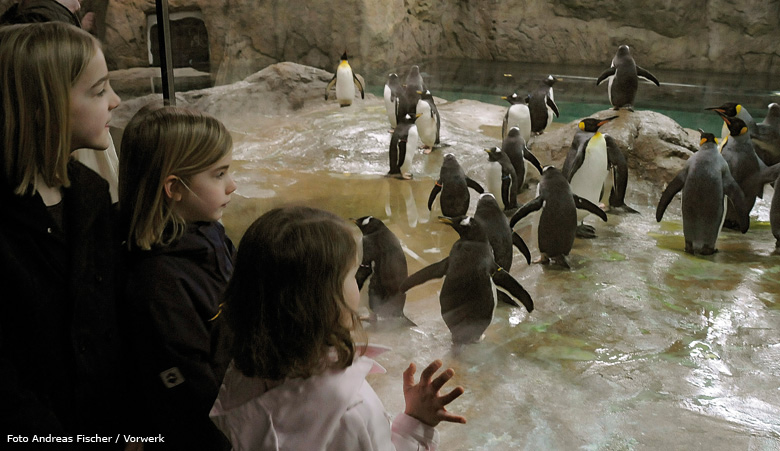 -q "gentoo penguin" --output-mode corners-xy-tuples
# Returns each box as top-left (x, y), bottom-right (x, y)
(510, 166), (607, 268)
(656, 131), (750, 255)
(401, 215), (533, 344)
(562, 116), (633, 238)
(388, 113), (418, 179)
(596, 45), (659, 111)
(428, 153), (484, 217)
(502, 126), (543, 192)
(325, 52), (365, 107)
(716, 114), (765, 231)
(484, 147), (519, 211)
(416, 89), (441, 151)
(501, 92), (532, 142)
(753, 103), (780, 166)
(383, 73), (402, 129)
(397, 65), (426, 122)
(352, 216), (410, 321)
(527, 75), (560, 135)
